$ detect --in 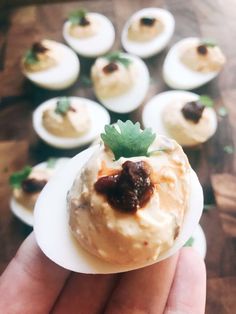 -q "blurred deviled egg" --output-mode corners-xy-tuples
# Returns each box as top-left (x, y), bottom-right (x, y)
(63, 9), (115, 57)
(21, 40), (80, 90)
(10, 158), (70, 226)
(33, 96), (110, 149)
(143, 90), (217, 147)
(91, 51), (150, 113)
(122, 7), (175, 58)
(163, 37), (226, 89)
